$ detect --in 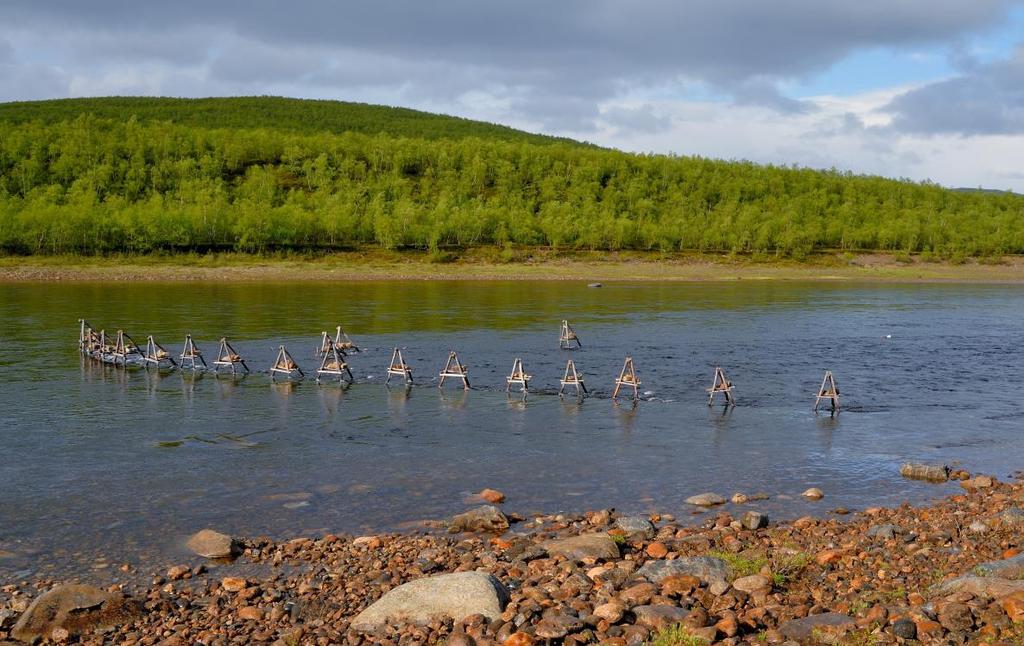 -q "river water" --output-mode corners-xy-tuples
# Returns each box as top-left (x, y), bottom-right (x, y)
(1, 280), (1022, 581)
